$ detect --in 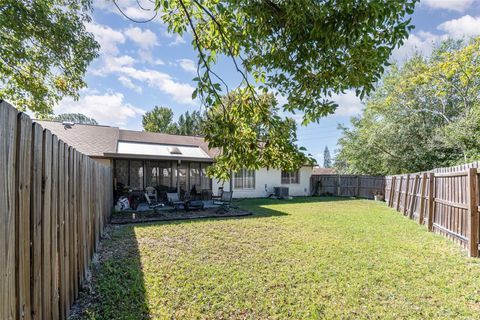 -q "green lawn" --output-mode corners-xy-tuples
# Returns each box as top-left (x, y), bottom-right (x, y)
(73, 198), (480, 319)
